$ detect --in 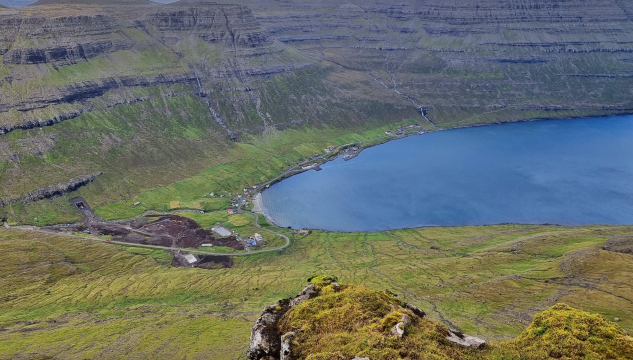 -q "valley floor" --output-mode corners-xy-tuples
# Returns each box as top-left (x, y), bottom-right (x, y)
(1, 222), (632, 359)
